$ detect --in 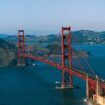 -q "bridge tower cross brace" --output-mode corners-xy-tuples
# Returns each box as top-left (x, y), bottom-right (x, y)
(18, 30), (25, 66)
(61, 26), (73, 88)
